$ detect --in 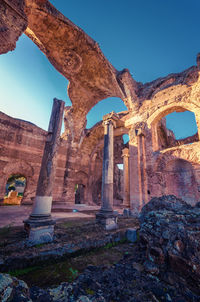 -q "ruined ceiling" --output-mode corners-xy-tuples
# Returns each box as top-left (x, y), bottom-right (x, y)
(0, 0), (139, 120)
(1, 0), (200, 134)
(0, 0), (27, 54)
